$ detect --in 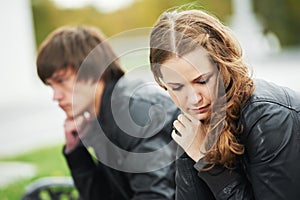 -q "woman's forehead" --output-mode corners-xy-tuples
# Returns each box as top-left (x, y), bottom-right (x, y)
(160, 48), (216, 81)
